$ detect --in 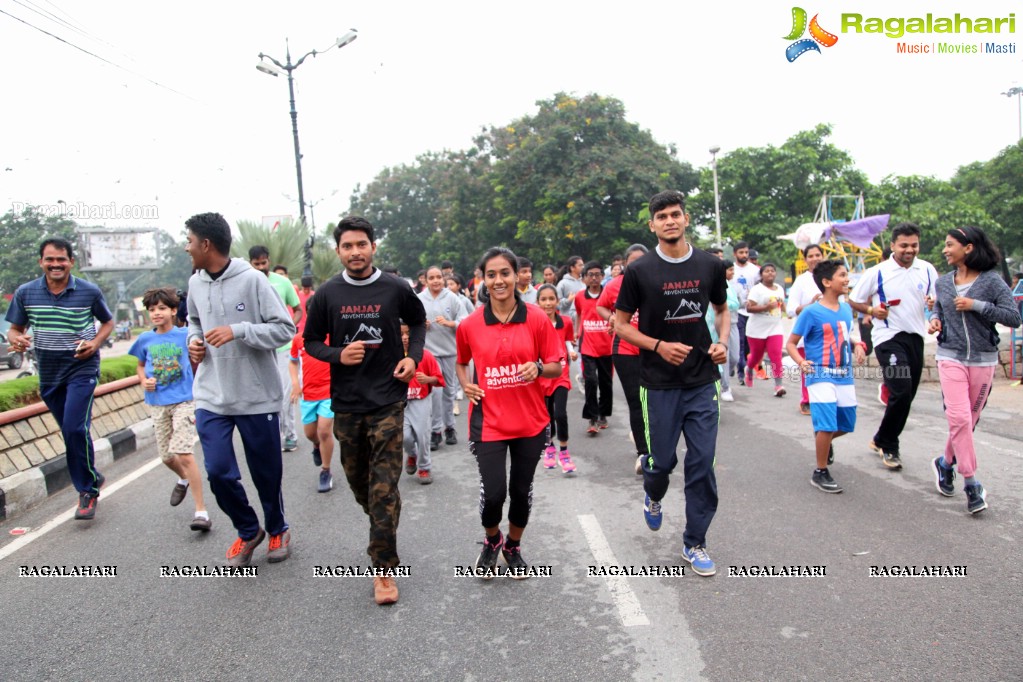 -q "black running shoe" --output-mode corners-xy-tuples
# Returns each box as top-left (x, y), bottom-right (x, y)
(827, 445), (834, 466)
(445, 427), (457, 445)
(933, 456), (955, 497)
(475, 532), (504, 580)
(430, 431), (442, 451)
(965, 483), (987, 514)
(502, 545), (531, 580)
(75, 491), (98, 520)
(811, 468), (843, 494)
(879, 448), (902, 470)
(312, 447), (322, 467)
